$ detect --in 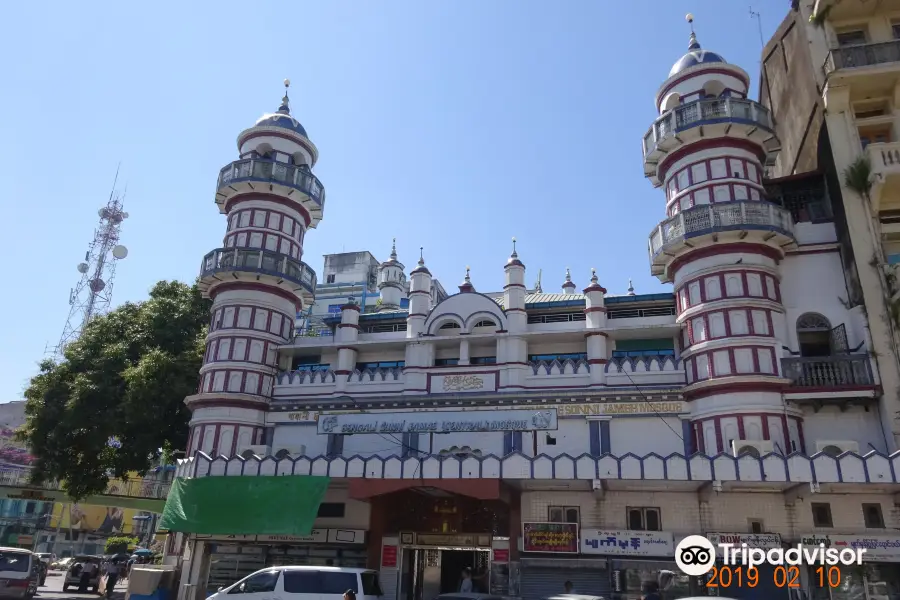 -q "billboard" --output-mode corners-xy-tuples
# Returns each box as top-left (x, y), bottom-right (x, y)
(49, 503), (138, 535)
(522, 522), (579, 553)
